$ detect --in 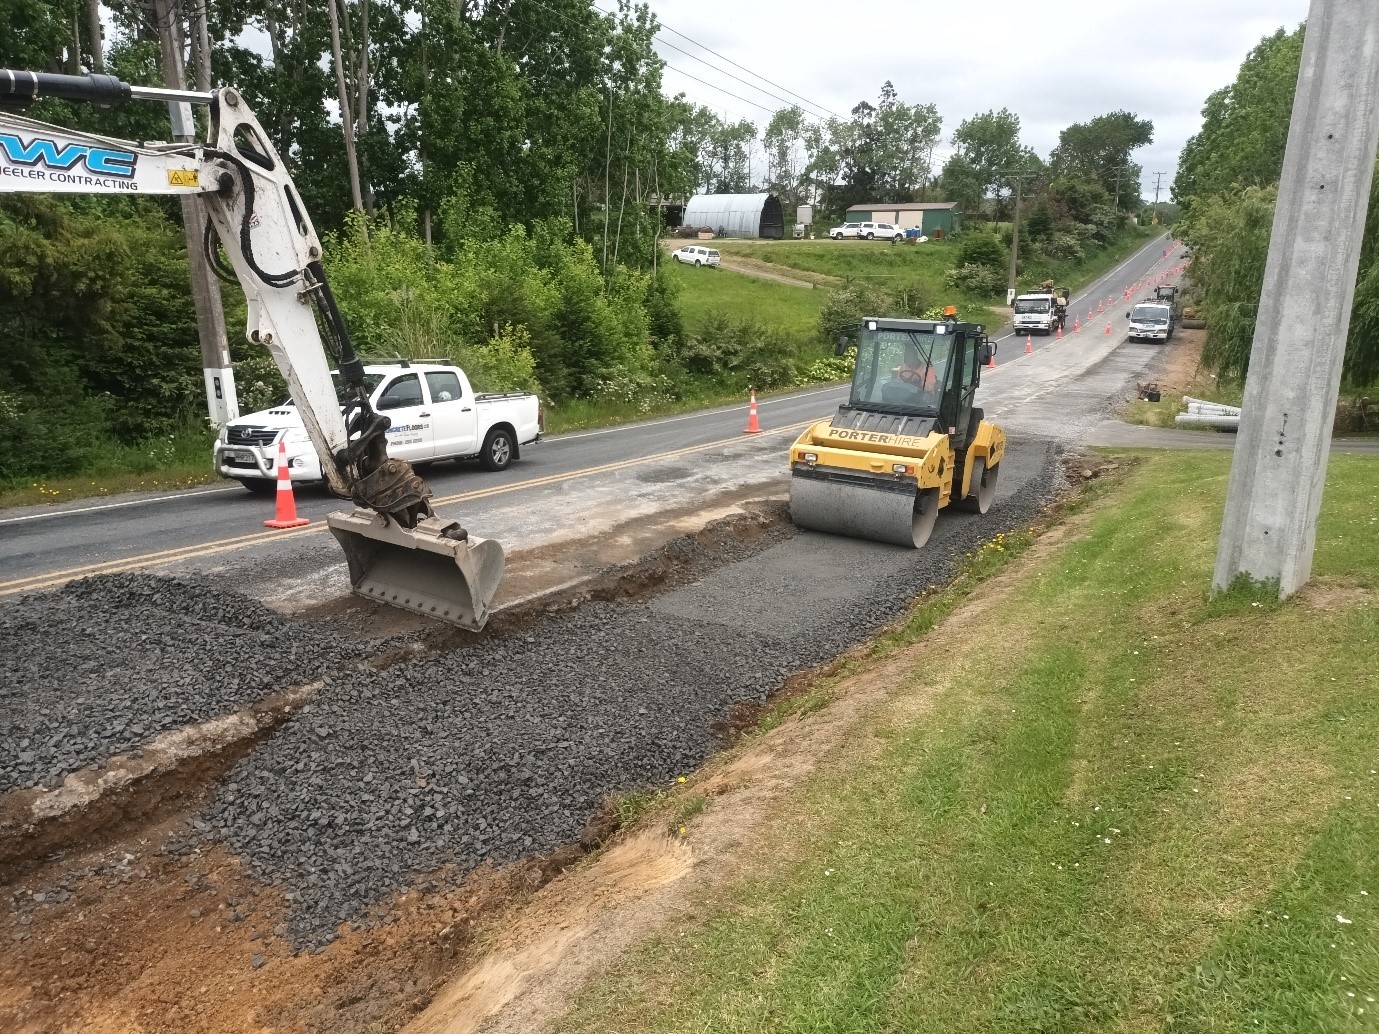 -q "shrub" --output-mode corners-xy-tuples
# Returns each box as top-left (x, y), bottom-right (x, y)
(817, 283), (882, 343)
(956, 233), (1007, 271)
(676, 315), (796, 391)
(1041, 232), (1085, 262)
(944, 263), (1007, 297)
(800, 353), (854, 383)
